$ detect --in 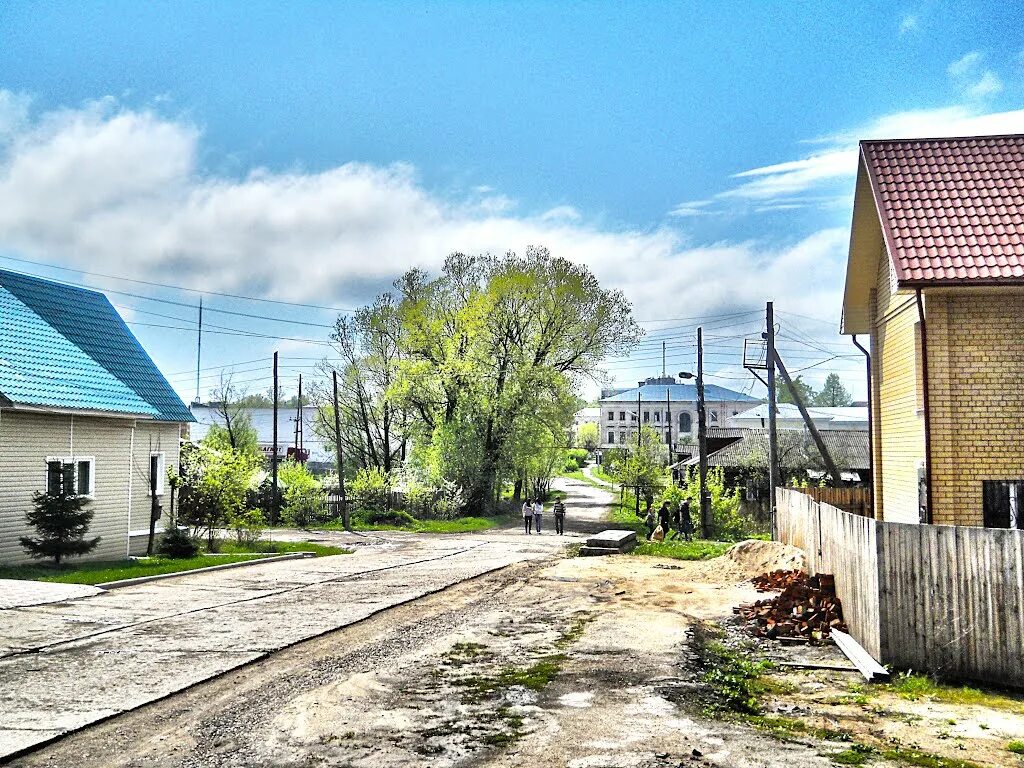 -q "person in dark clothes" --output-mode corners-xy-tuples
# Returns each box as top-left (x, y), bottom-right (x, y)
(553, 498), (566, 534)
(679, 498), (694, 541)
(658, 501), (672, 540)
